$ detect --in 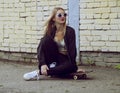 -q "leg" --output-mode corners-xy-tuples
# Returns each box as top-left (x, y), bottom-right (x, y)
(47, 54), (78, 76)
(37, 36), (59, 69)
